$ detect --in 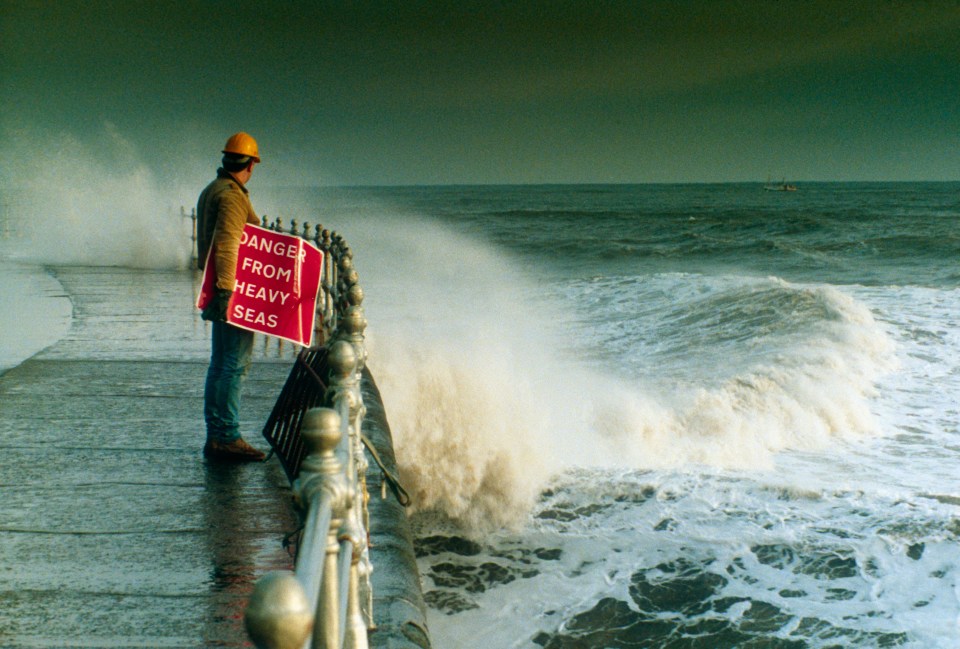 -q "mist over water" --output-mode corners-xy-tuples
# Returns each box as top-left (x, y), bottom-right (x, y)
(1, 124), (192, 269)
